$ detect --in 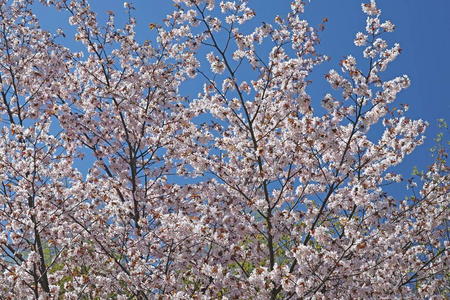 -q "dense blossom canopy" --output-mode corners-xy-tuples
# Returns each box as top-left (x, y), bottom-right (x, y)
(0, 0), (448, 299)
